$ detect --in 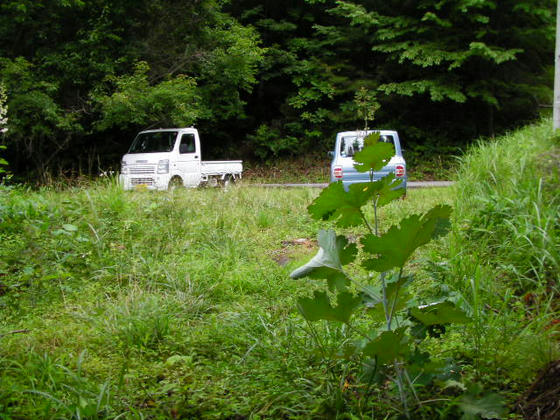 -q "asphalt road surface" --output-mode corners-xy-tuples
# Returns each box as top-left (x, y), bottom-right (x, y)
(252, 181), (453, 189)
